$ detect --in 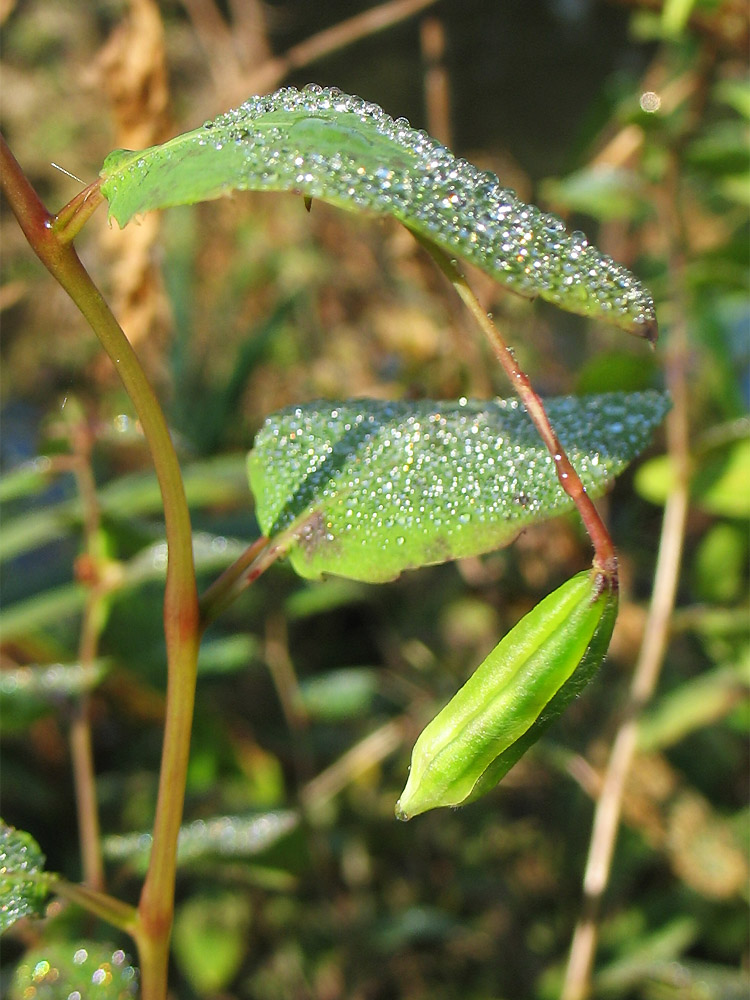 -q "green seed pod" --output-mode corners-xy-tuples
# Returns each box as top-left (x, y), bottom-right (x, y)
(396, 570), (618, 820)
